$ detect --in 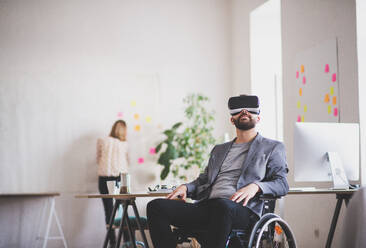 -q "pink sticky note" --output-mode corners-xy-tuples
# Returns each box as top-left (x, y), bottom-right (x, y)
(334, 107), (338, 117)
(117, 112), (123, 117)
(325, 64), (329, 73)
(296, 71), (299, 79)
(138, 157), (144, 164)
(302, 76), (306, 84)
(297, 115), (301, 122)
(332, 73), (337, 82)
(149, 148), (156, 154)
